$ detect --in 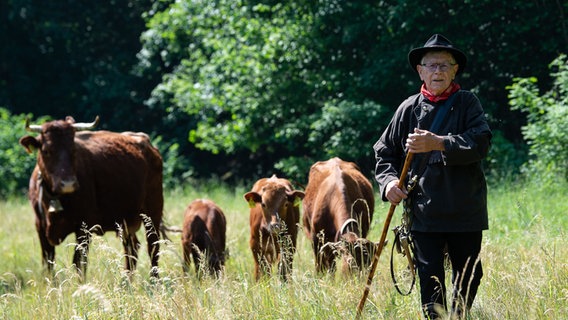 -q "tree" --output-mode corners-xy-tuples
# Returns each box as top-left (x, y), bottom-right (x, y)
(507, 54), (568, 183)
(3, 0), (567, 186)
(0, 108), (49, 198)
(0, 0), (161, 132)
(139, 0), (567, 183)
